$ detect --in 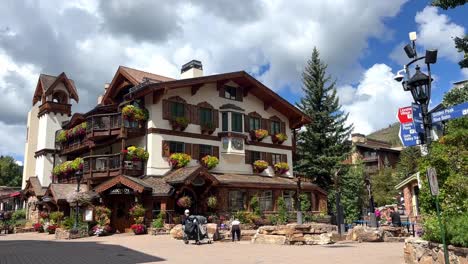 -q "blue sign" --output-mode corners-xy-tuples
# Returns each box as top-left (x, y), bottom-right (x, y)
(399, 122), (422, 147)
(411, 103), (424, 133)
(431, 102), (468, 123)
